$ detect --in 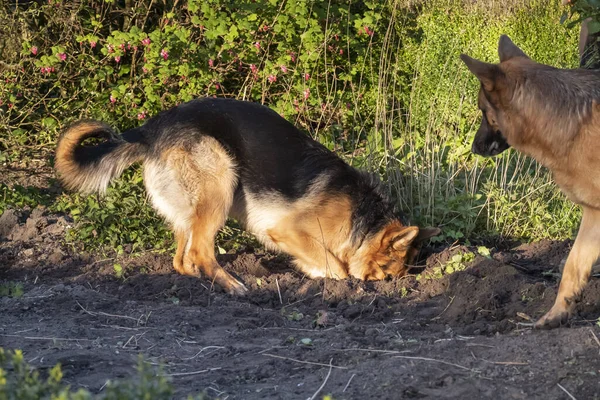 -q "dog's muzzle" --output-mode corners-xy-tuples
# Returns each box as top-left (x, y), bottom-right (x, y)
(472, 131), (510, 157)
